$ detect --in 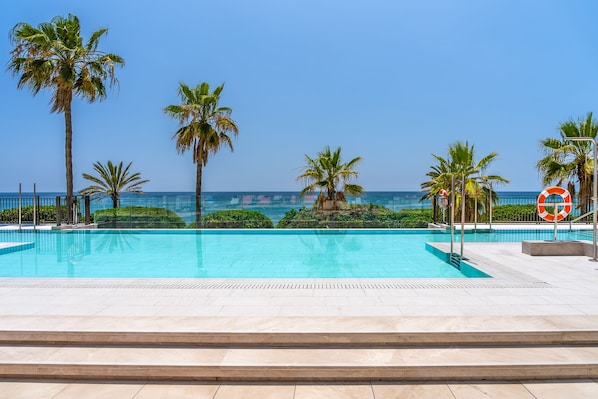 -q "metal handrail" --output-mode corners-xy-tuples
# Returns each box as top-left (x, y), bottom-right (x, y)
(569, 209), (593, 231)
